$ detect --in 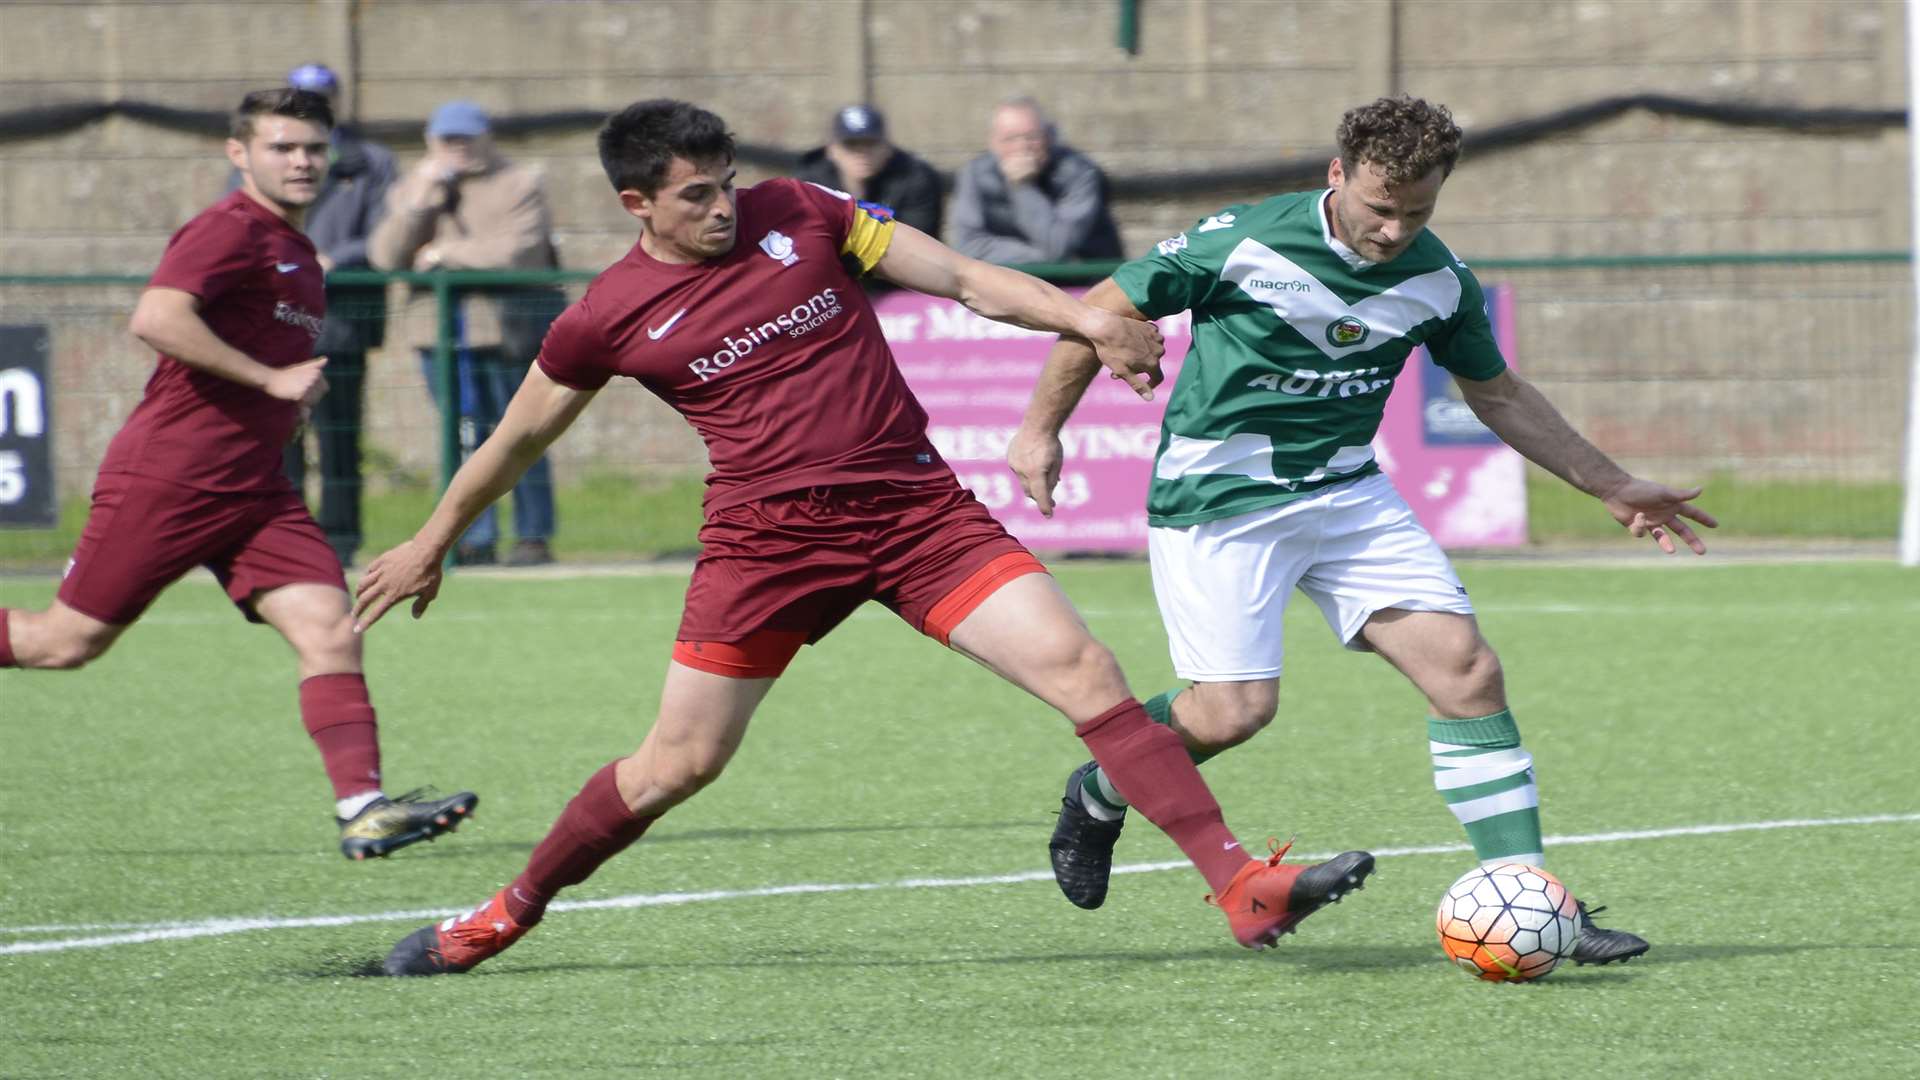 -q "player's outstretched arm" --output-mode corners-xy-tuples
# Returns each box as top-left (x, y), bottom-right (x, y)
(872, 223), (1164, 399)
(1009, 277), (1153, 516)
(1456, 367), (1719, 554)
(130, 287), (329, 408)
(353, 364), (597, 631)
